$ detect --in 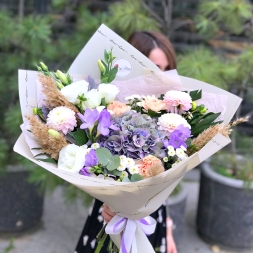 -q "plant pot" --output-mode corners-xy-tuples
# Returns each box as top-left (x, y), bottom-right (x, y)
(168, 184), (187, 245)
(196, 162), (253, 249)
(0, 166), (44, 232)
